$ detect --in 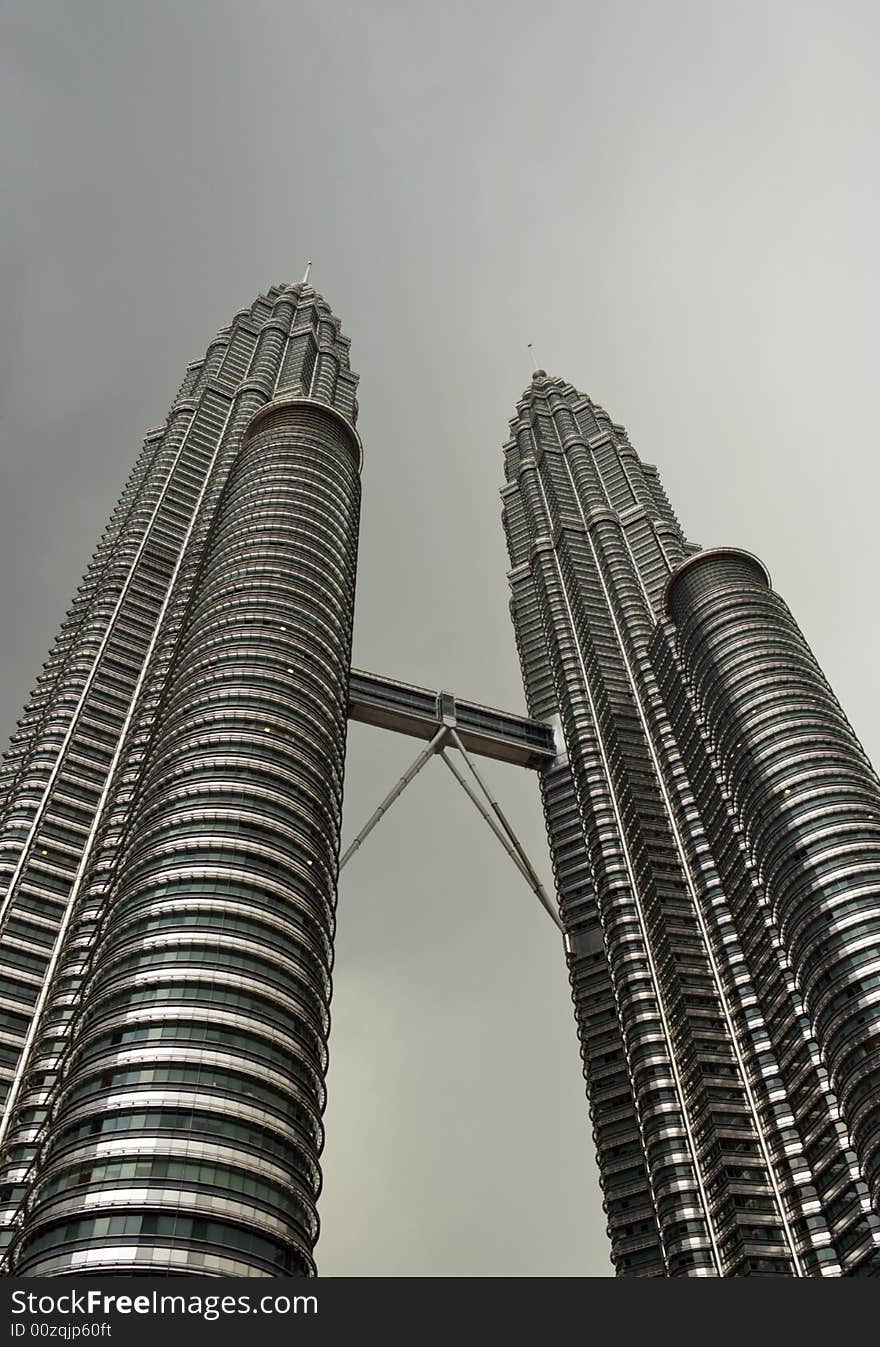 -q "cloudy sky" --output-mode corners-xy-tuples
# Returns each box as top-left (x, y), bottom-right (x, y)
(1, 0), (878, 1276)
